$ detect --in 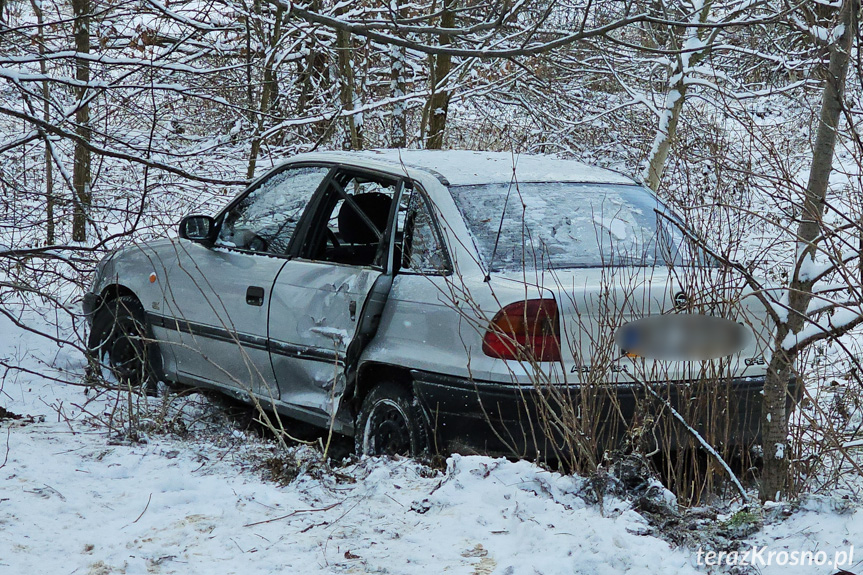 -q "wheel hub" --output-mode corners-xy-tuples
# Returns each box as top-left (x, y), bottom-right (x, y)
(369, 402), (410, 455)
